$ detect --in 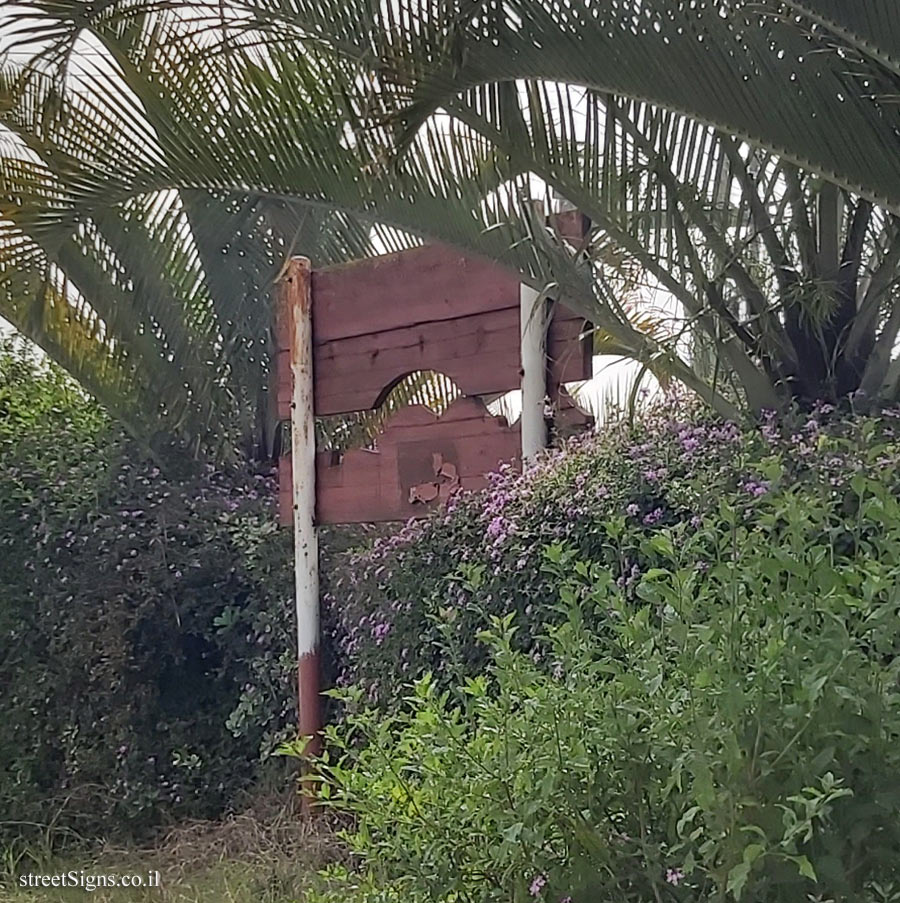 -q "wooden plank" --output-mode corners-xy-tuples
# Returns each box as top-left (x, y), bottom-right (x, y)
(309, 244), (520, 343)
(275, 251), (586, 357)
(313, 306), (521, 415)
(278, 305), (592, 417)
(278, 397), (521, 526)
(272, 234), (596, 527)
(548, 311), (592, 392)
(277, 397), (593, 527)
